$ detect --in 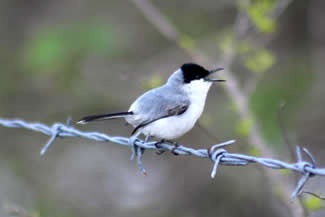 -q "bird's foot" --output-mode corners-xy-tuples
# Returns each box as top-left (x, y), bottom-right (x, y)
(161, 140), (180, 155)
(154, 139), (166, 155)
(169, 141), (180, 155)
(153, 139), (180, 155)
(128, 133), (147, 175)
(129, 135), (140, 160)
